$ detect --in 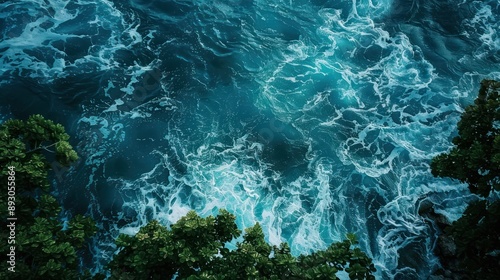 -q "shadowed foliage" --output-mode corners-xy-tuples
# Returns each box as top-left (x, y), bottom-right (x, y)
(0, 115), (96, 279)
(431, 80), (500, 279)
